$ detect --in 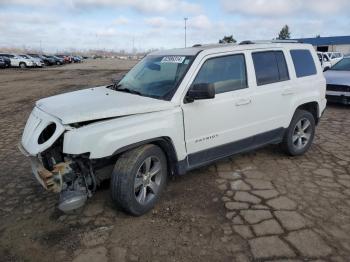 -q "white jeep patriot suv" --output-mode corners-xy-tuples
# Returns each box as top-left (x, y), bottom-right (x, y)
(19, 41), (326, 215)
